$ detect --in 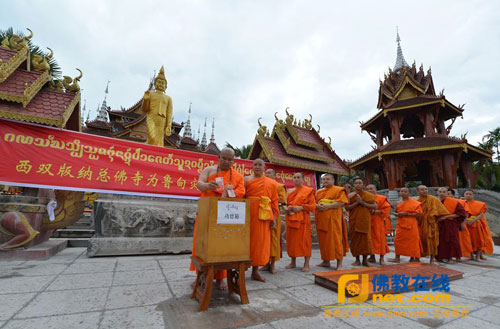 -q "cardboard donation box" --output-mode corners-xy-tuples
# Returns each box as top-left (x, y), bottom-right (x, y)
(195, 197), (250, 263)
